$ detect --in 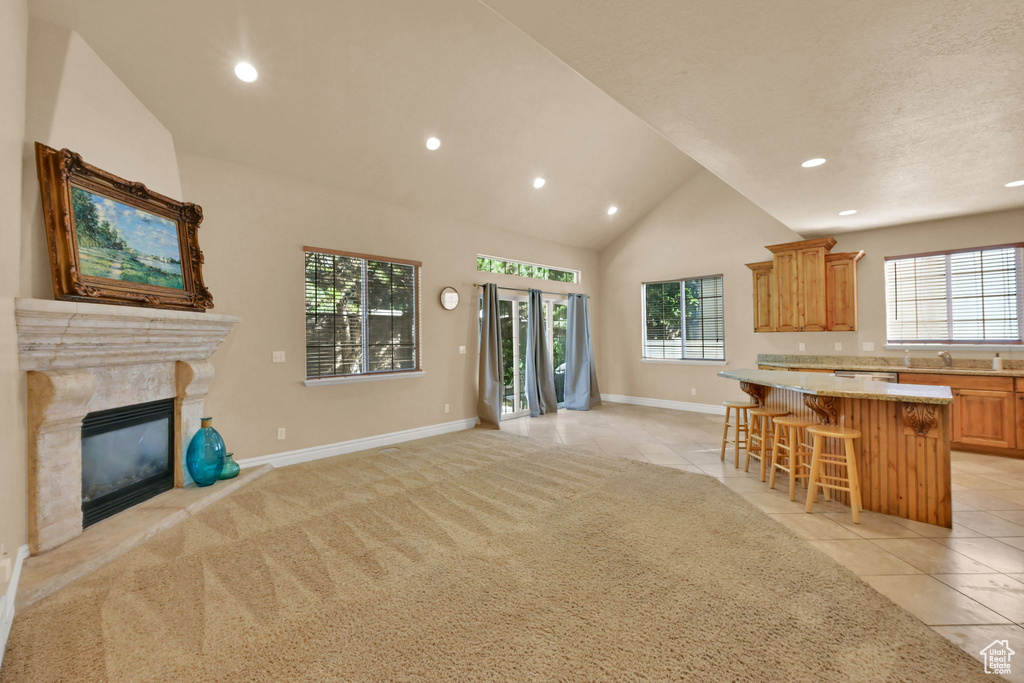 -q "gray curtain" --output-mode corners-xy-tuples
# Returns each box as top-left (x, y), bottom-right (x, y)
(477, 283), (503, 428)
(564, 293), (602, 411)
(525, 289), (558, 417)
